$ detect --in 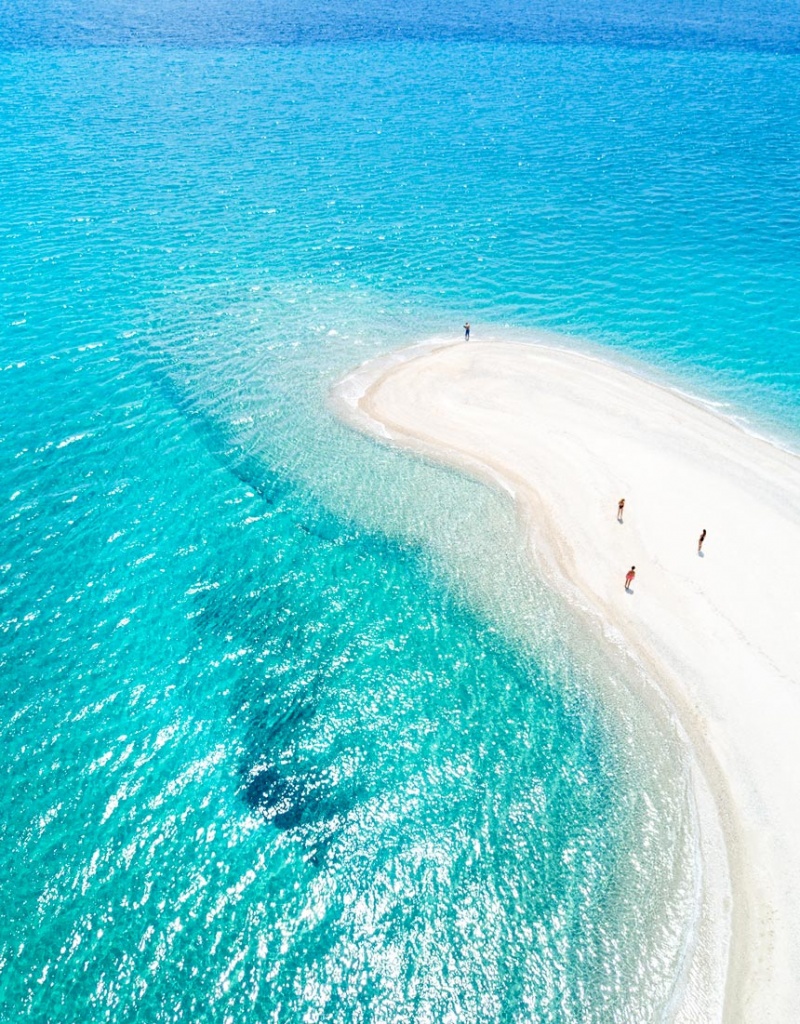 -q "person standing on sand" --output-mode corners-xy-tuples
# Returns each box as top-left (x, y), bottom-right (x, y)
(625, 566), (636, 590)
(617, 498), (625, 522)
(698, 529), (706, 553)
(464, 322), (470, 341)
